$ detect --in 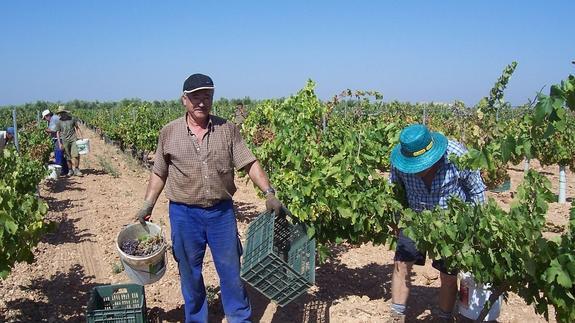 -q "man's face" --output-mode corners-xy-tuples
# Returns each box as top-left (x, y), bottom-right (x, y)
(183, 89), (214, 122)
(415, 167), (432, 178)
(6, 133), (13, 140)
(415, 158), (442, 178)
(43, 115), (51, 122)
